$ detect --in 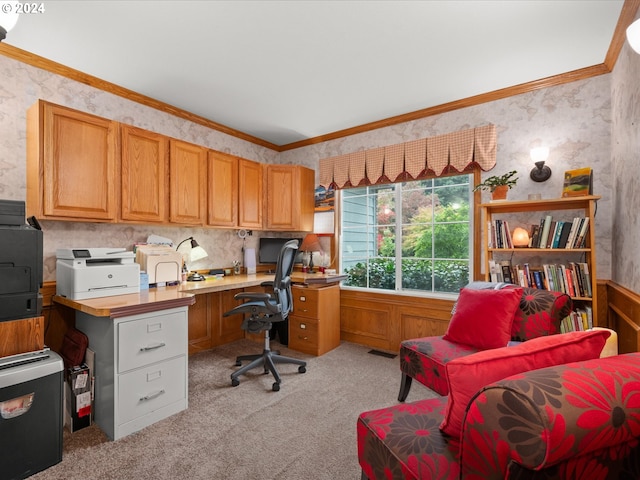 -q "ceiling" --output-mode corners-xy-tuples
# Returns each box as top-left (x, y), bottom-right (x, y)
(3, 1), (627, 148)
